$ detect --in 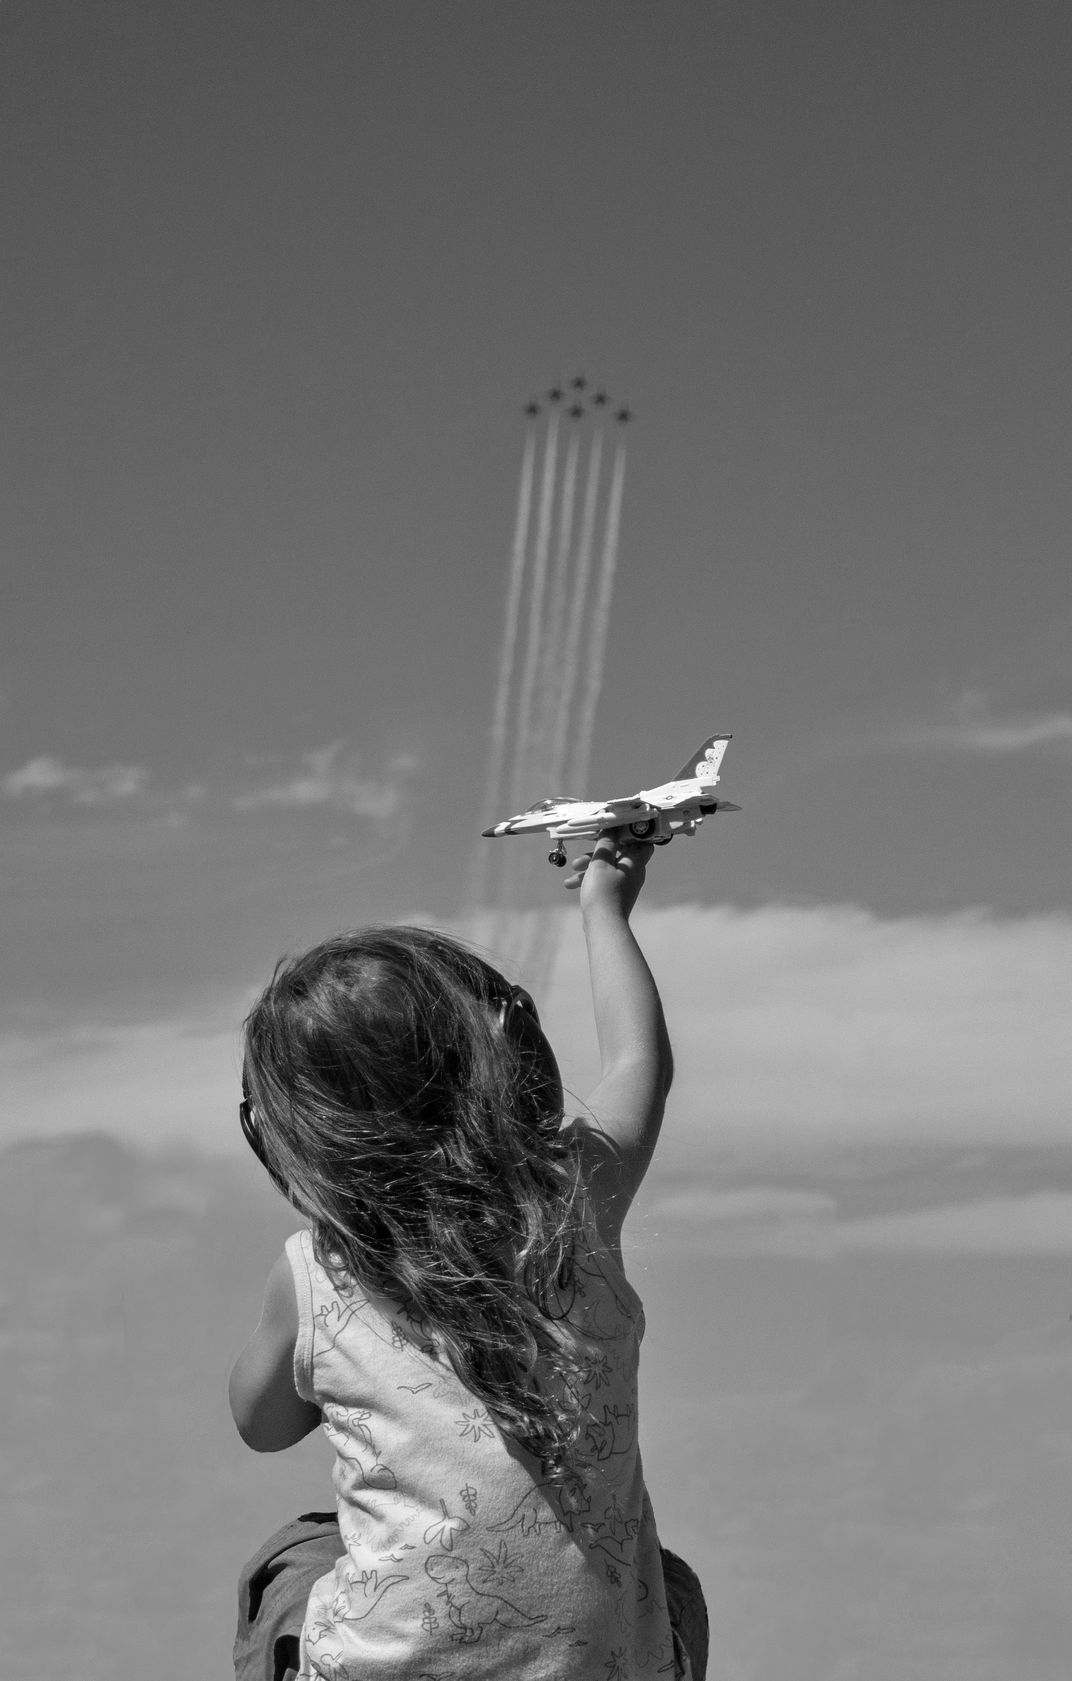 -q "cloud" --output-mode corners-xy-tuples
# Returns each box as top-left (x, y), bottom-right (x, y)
(1, 741), (414, 823)
(0, 1015), (243, 1152)
(2, 755), (149, 803)
(647, 1184), (840, 1257)
(651, 1186), (837, 1223)
(3, 900), (1069, 1166)
(233, 741), (417, 818)
(907, 690), (1072, 755)
(837, 1193), (1072, 1254)
(7, 1136), (1068, 1681)
(535, 901), (1072, 1159)
(929, 712), (1072, 753)
(646, 1183), (1072, 1256)
(641, 1305), (1072, 1681)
